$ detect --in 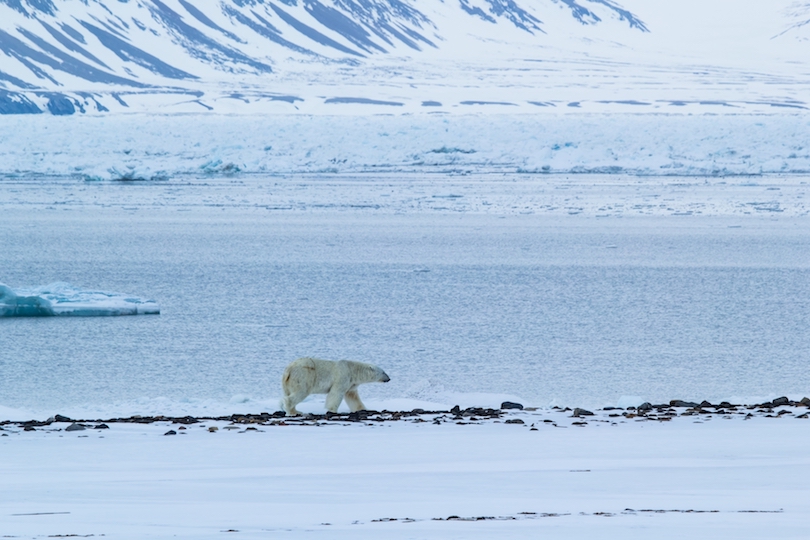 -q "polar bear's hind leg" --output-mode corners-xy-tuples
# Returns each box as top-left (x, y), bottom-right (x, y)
(282, 391), (307, 416)
(282, 360), (315, 416)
